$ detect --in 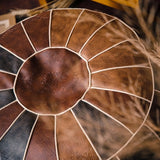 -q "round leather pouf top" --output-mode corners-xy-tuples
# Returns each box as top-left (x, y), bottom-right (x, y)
(0, 8), (159, 160)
